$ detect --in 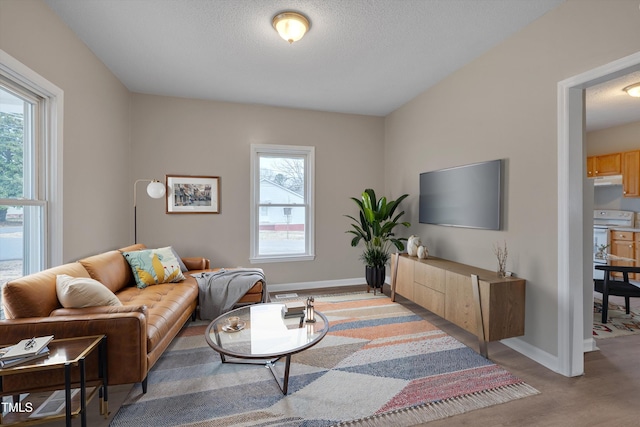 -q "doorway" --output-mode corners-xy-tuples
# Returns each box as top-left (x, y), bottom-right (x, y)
(558, 51), (640, 377)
